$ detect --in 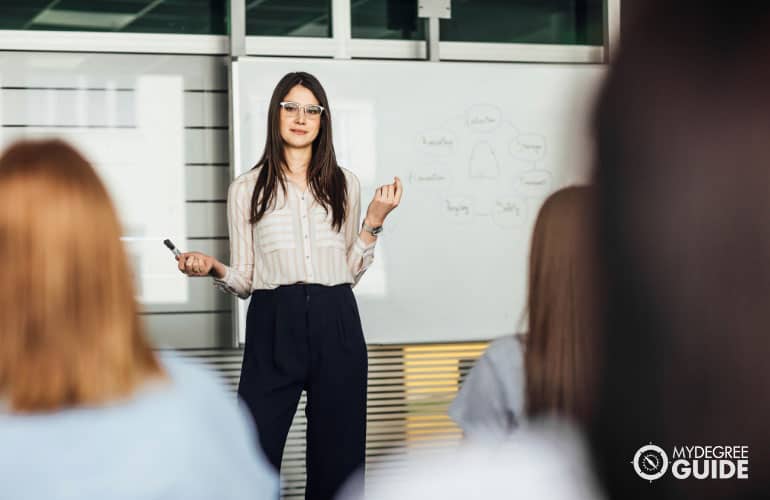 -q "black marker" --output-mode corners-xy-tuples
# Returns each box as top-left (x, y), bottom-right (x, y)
(163, 239), (182, 259)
